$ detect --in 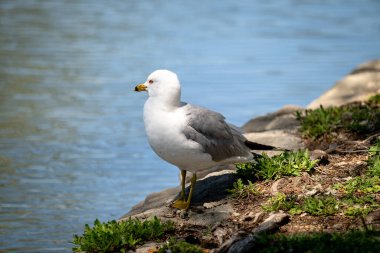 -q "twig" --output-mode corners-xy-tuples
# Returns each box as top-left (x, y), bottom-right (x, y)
(335, 149), (369, 154)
